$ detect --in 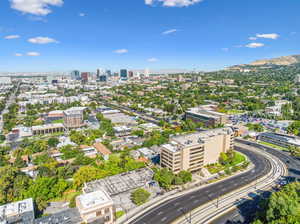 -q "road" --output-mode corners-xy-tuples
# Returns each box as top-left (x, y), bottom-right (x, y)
(127, 146), (277, 224)
(211, 139), (300, 224)
(235, 139), (300, 180)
